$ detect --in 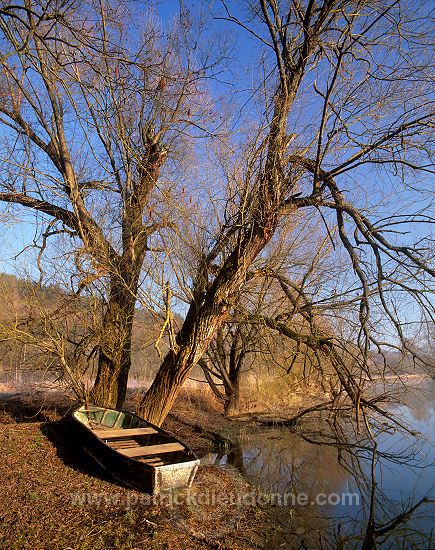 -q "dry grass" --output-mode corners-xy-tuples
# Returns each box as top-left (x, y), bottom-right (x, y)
(251, 376), (330, 413)
(0, 391), (294, 549)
